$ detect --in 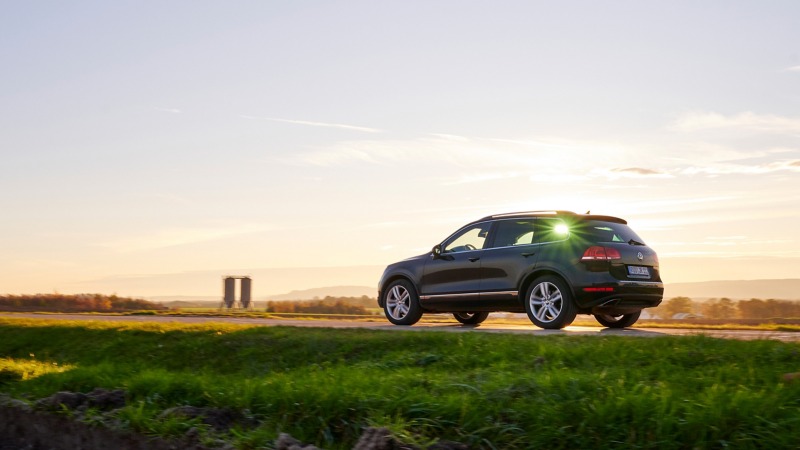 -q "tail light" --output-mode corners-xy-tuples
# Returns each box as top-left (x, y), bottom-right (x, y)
(654, 252), (659, 263)
(581, 246), (621, 260)
(584, 287), (614, 292)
